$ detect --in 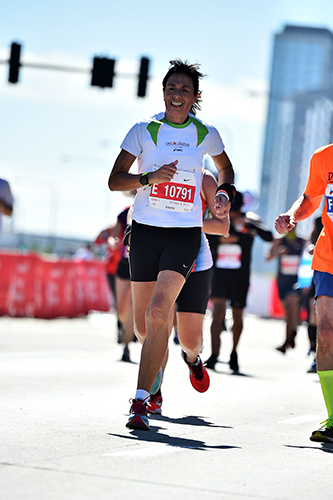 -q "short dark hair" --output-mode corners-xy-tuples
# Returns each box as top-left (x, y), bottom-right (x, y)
(162, 59), (205, 115)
